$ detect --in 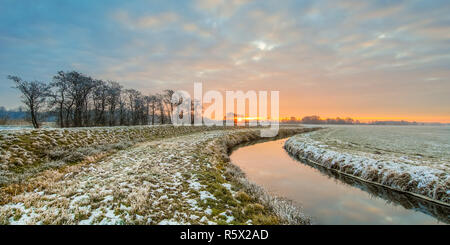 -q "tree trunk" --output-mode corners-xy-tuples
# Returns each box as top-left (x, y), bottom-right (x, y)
(59, 103), (64, 128)
(151, 104), (155, 125)
(160, 104), (164, 124)
(30, 104), (39, 129)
